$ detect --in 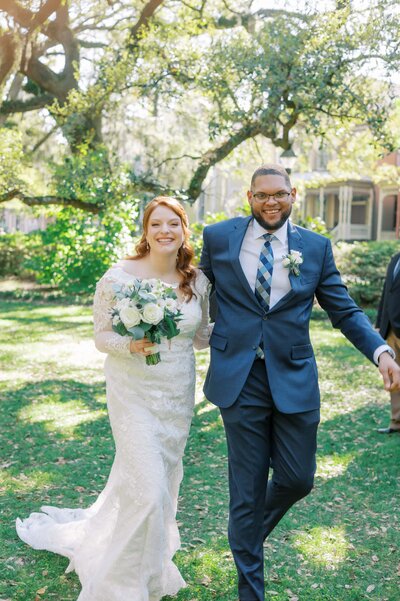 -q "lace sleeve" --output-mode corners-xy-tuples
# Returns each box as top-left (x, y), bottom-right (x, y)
(193, 270), (213, 350)
(93, 274), (131, 357)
